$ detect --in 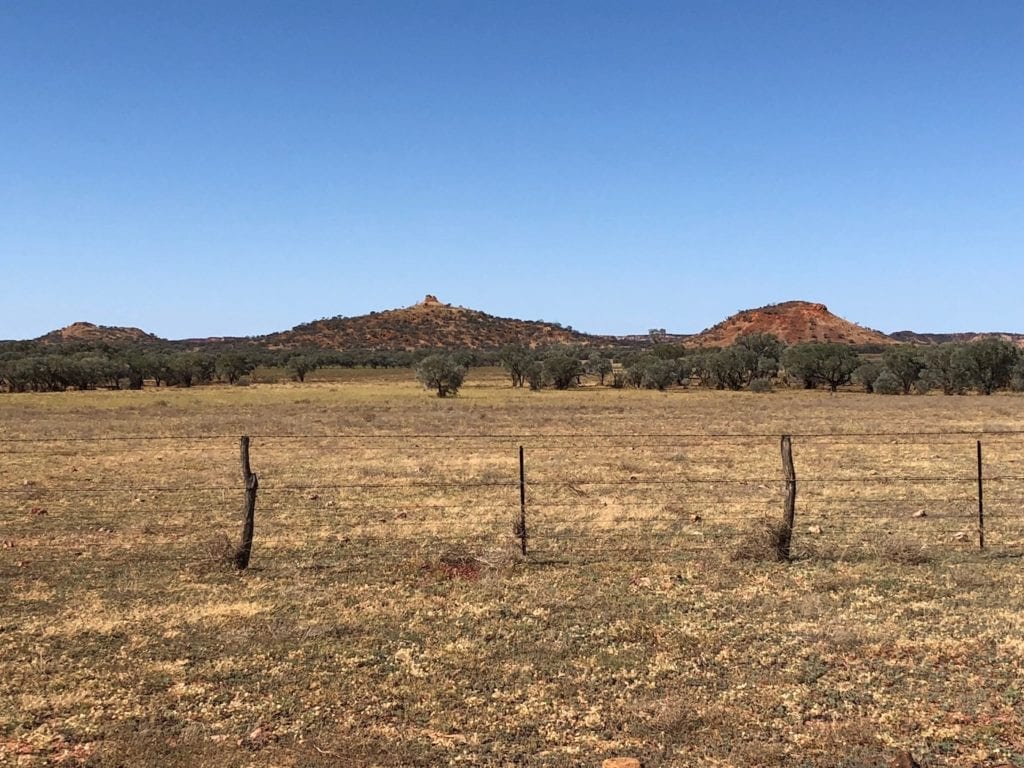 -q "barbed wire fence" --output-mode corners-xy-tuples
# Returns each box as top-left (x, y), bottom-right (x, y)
(2, 430), (1023, 578)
